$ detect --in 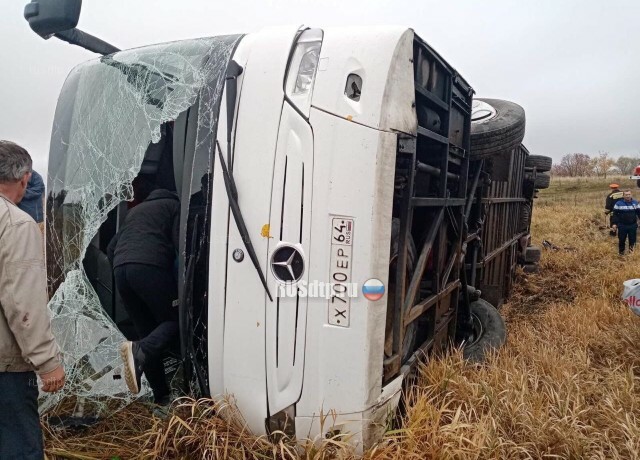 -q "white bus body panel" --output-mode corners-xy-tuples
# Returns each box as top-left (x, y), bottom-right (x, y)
(264, 103), (314, 415)
(292, 27), (415, 447)
(208, 26), (416, 447)
(207, 30), (254, 404)
(293, 108), (398, 447)
(207, 26), (300, 432)
(312, 27), (415, 134)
